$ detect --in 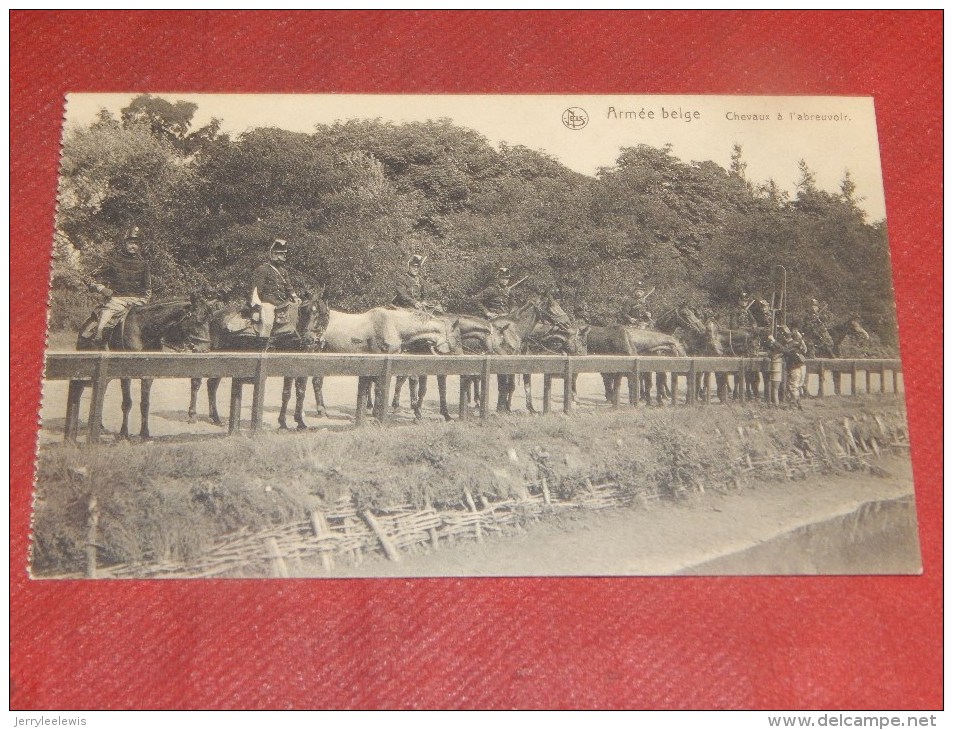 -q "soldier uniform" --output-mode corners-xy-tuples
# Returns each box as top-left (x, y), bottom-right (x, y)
(474, 268), (514, 318)
(620, 284), (653, 328)
(393, 254), (429, 309)
(781, 327), (808, 408)
(89, 226), (152, 342)
(251, 239), (296, 338)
